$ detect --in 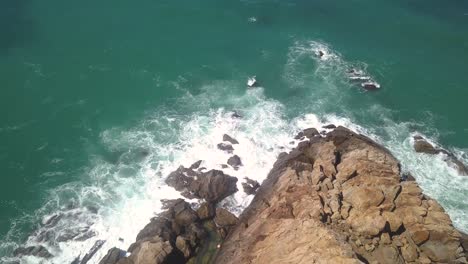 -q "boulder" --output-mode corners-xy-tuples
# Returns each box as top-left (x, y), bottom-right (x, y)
(173, 200), (199, 226)
(227, 155), (242, 170)
(129, 238), (174, 264)
(413, 137), (440, 154)
(242, 178), (260, 195)
(13, 245), (53, 259)
(294, 128), (320, 140)
(165, 167), (238, 202)
(196, 202), (215, 220)
(214, 208), (239, 227)
(217, 143), (234, 153)
(223, 134), (239, 145)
